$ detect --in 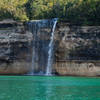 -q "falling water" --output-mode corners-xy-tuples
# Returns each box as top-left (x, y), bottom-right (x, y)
(27, 18), (57, 75)
(46, 19), (57, 75)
